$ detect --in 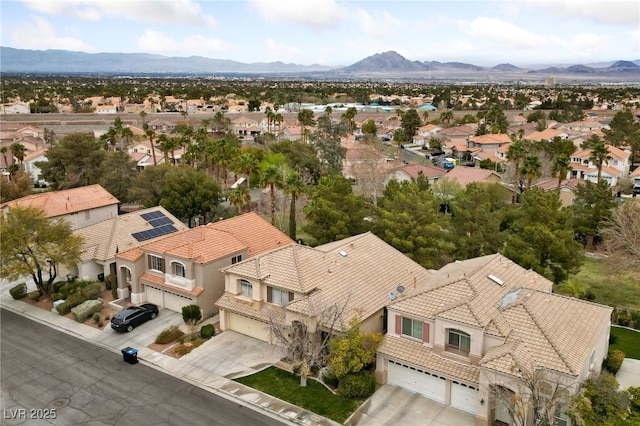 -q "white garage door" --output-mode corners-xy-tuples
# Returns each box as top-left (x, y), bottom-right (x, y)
(450, 381), (479, 414)
(229, 313), (270, 342)
(146, 286), (163, 306)
(165, 291), (193, 312)
(387, 360), (446, 403)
